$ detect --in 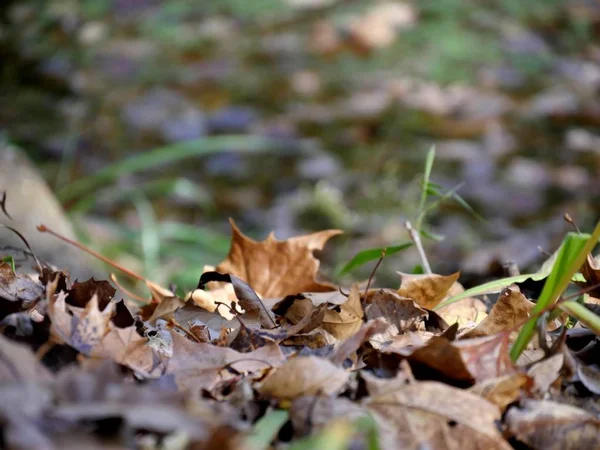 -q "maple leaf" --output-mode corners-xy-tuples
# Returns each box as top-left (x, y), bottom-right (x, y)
(216, 219), (341, 298)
